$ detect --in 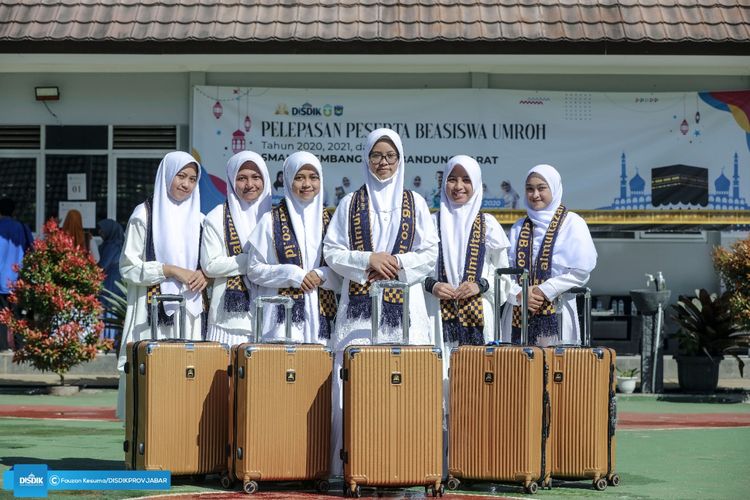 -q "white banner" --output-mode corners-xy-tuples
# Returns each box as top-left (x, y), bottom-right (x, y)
(192, 87), (750, 211)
